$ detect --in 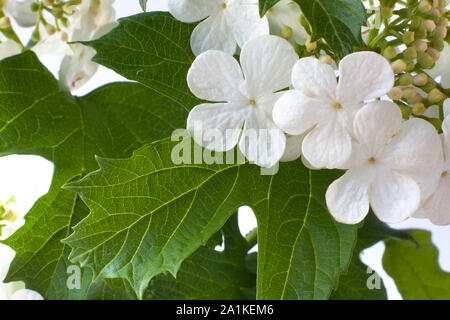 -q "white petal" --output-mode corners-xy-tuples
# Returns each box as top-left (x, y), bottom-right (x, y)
(4, 0), (38, 27)
(280, 134), (304, 162)
(337, 51), (394, 103)
(370, 167), (420, 223)
(302, 117), (353, 169)
(0, 244), (15, 282)
(266, 0), (308, 44)
(272, 90), (328, 136)
(240, 35), (298, 97)
(443, 116), (450, 163)
(0, 281), (25, 300)
(444, 99), (450, 118)
(238, 110), (286, 168)
(353, 101), (402, 156)
(422, 175), (450, 225)
(0, 40), (21, 60)
(291, 57), (337, 100)
(326, 168), (371, 224)
(168, 0), (217, 23)
(59, 45), (98, 91)
(381, 118), (443, 201)
(190, 14), (237, 56)
(10, 289), (44, 300)
(227, 0), (269, 49)
(187, 102), (250, 152)
(187, 50), (244, 102)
